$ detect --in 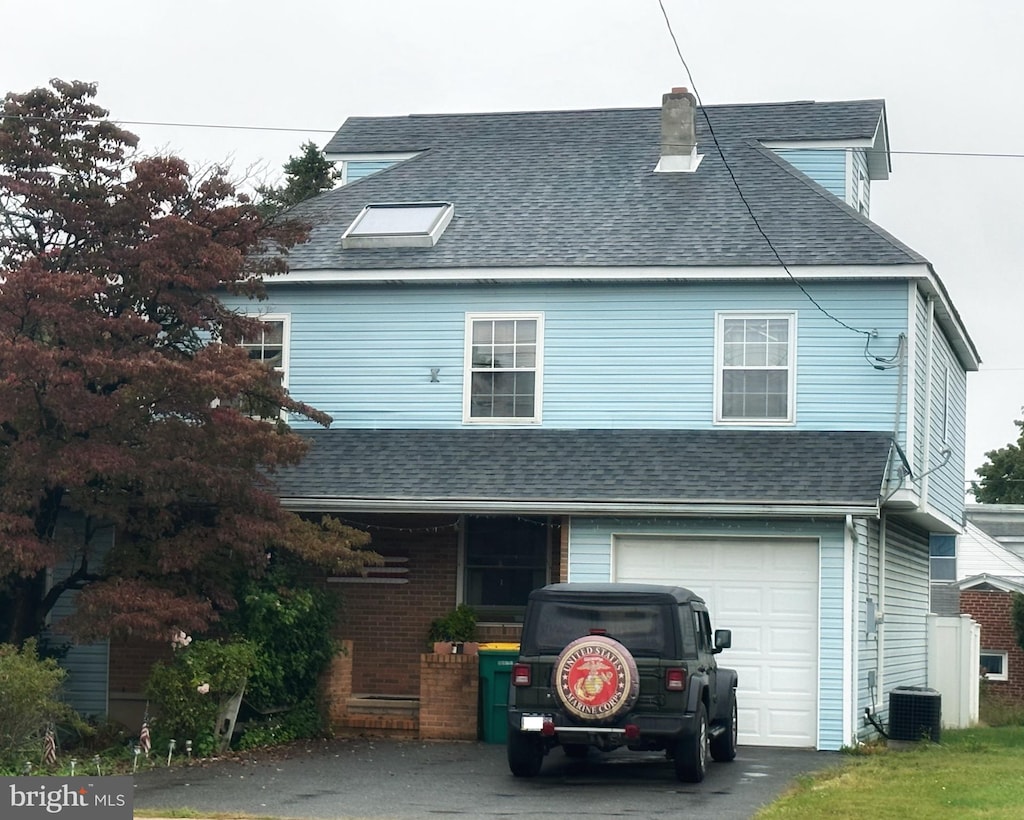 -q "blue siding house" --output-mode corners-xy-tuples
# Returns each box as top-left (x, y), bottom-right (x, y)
(235, 90), (978, 750)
